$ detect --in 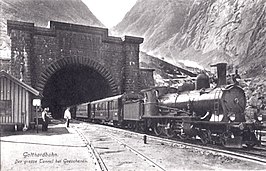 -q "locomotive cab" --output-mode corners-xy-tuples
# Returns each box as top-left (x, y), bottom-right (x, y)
(142, 86), (172, 118)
